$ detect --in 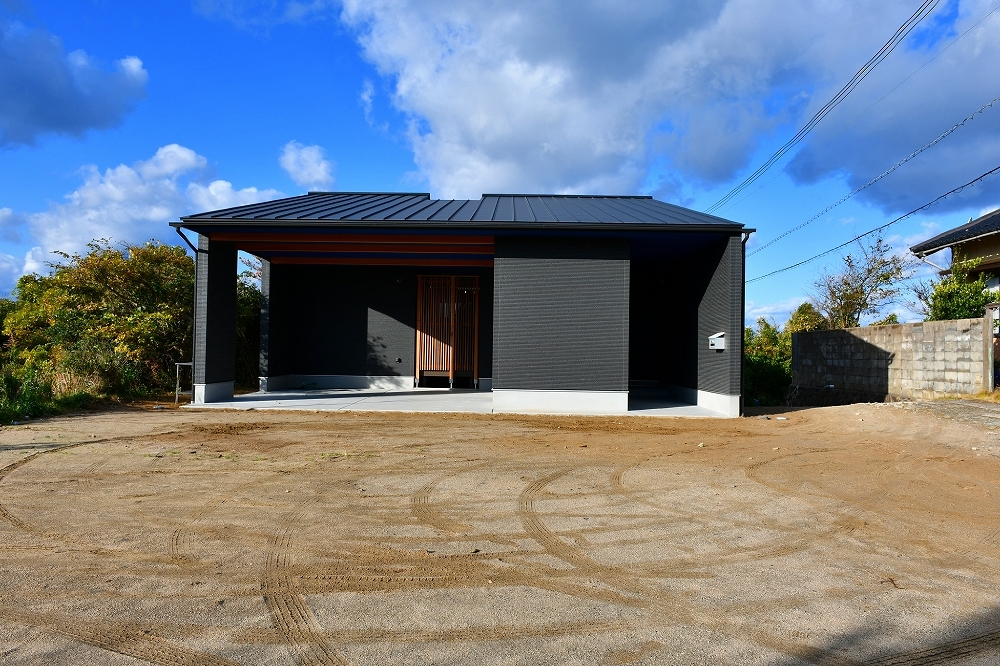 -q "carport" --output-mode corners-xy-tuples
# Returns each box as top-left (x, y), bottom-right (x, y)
(171, 192), (750, 416)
